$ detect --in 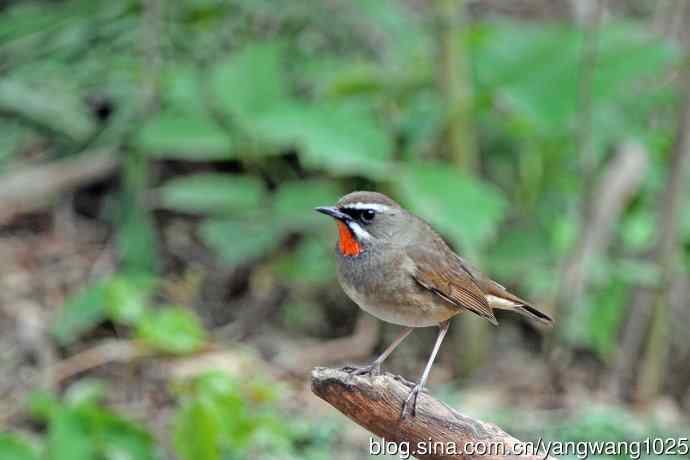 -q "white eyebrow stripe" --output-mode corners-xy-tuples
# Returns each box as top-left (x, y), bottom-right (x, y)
(342, 202), (391, 212)
(347, 221), (372, 240)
